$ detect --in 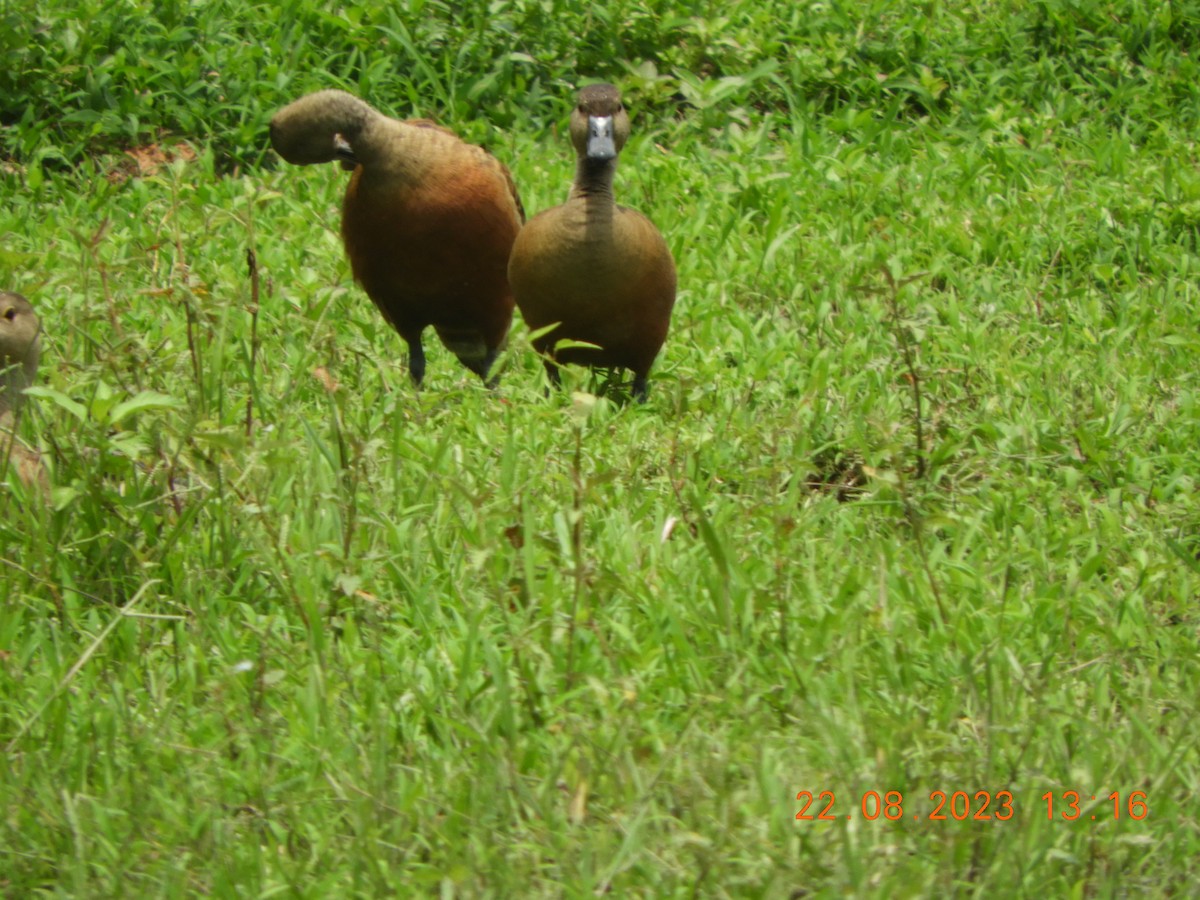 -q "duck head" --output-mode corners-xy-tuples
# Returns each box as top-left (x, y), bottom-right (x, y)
(569, 84), (630, 163)
(269, 89), (373, 166)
